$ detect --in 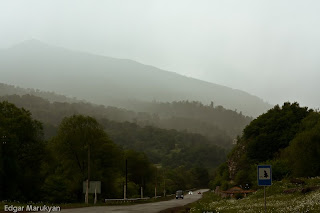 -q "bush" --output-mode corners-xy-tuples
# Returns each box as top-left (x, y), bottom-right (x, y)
(234, 193), (244, 199)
